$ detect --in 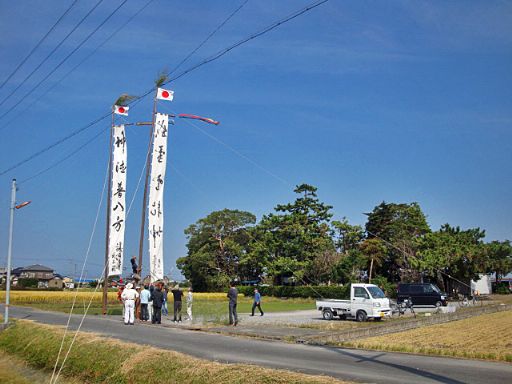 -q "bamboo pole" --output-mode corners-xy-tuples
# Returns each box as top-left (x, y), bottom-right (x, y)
(102, 112), (115, 315)
(137, 91), (158, 280)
